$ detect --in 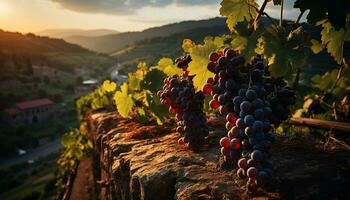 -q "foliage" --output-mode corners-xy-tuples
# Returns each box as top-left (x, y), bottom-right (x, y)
(114, 83), (134, 118)
(182, 37), (225, 90)
(76, 80), (117, 121)
(55, 123), (93, 198)
(220, 0), (258, 31)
